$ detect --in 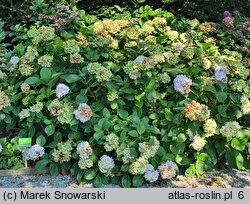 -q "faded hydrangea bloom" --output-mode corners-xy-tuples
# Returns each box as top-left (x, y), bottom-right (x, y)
(200, 57), (212, 70)
(241, 96), (250, 115)
(76, 141), (92, 159)
(18, 64), (34, 76)
(158, 161), (178, 179)
(173, 74), (192, 95)
(139, 136), (160, 159)
(70, 53), (84, 64)
(129, 157), (148, 175)
(29, 102), (43, 113)
(20, 83), (30, 93)
(19, 109), (30, 120)
(56, 83), (70, 98)
(104, 133), (119, 152)
(38, 55), (53, 67)
(191, 135), (207, 151)
(181, 47), (195, 59)
(144, 164), (159, 183)
(184, 100), (210, 122)
(10, 56), (20, 65)
(220, 121), (240, 137)
(107, 91), (118, 101)
(52, 140), (73, 163)
(26, 144), (45, 161)
(98, 155), (115, 174)
(0, 91), (10, 111)
(78, 158), (93, 170)
(74, 103), (93, 123)
(47, 99), (73, 124)
(204, 119), (217, 137)
(214, 65), (228, 83)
